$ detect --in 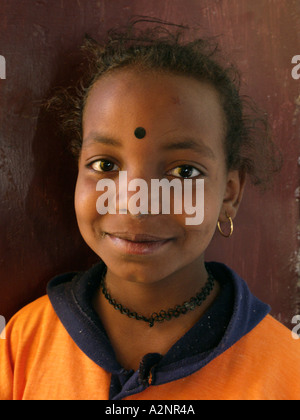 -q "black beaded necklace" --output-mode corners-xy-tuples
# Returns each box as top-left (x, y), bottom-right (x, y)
(100, 267), (215, 327)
